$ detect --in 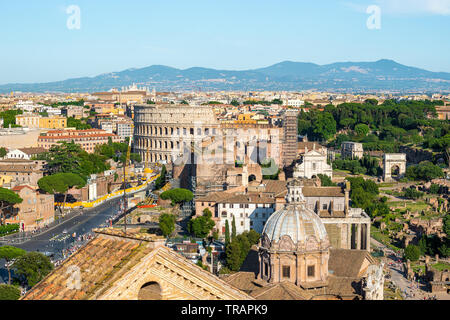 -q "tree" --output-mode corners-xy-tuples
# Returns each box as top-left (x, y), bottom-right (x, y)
(0, 284), (21, 300)
(160, 188), (194, 205)
(355, 123), (370, 137)
(236, 234), (251, 266)
(313, 112), (336, 141)
(67, 117), (91, 130)
(317, 174), (336, 186)
(406, 161), (444, 182)
(13, 252), (54, 288)
(403, 188), (423, 200)
(404, 245), (421, 262)
(0, 187), (23, 225)
(225, 240), (241, 271)
(0, 246), (26, 284)
(225, 220), (230, 246)
(154, 165), (167, 190)
(271, 99), (283, 105)
(38, 173), (86, 215)
(0, 147), (6, 158)
(443, 214), (450, 236)
(180, 100), (189, 105)
(230, 99), (240, 107)
(231, 216), (237, 240)
(188, 208), (215, 238)
(247, 229), (261, 246)
(159, 213), (176, 237)
(429, 184), (440, 194)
